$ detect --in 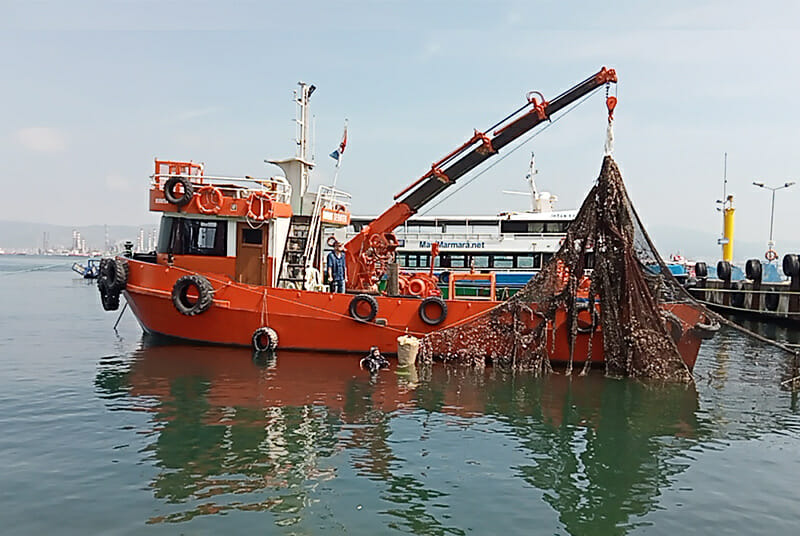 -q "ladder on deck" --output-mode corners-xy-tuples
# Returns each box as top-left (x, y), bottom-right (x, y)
(277, 215), (312, 289)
